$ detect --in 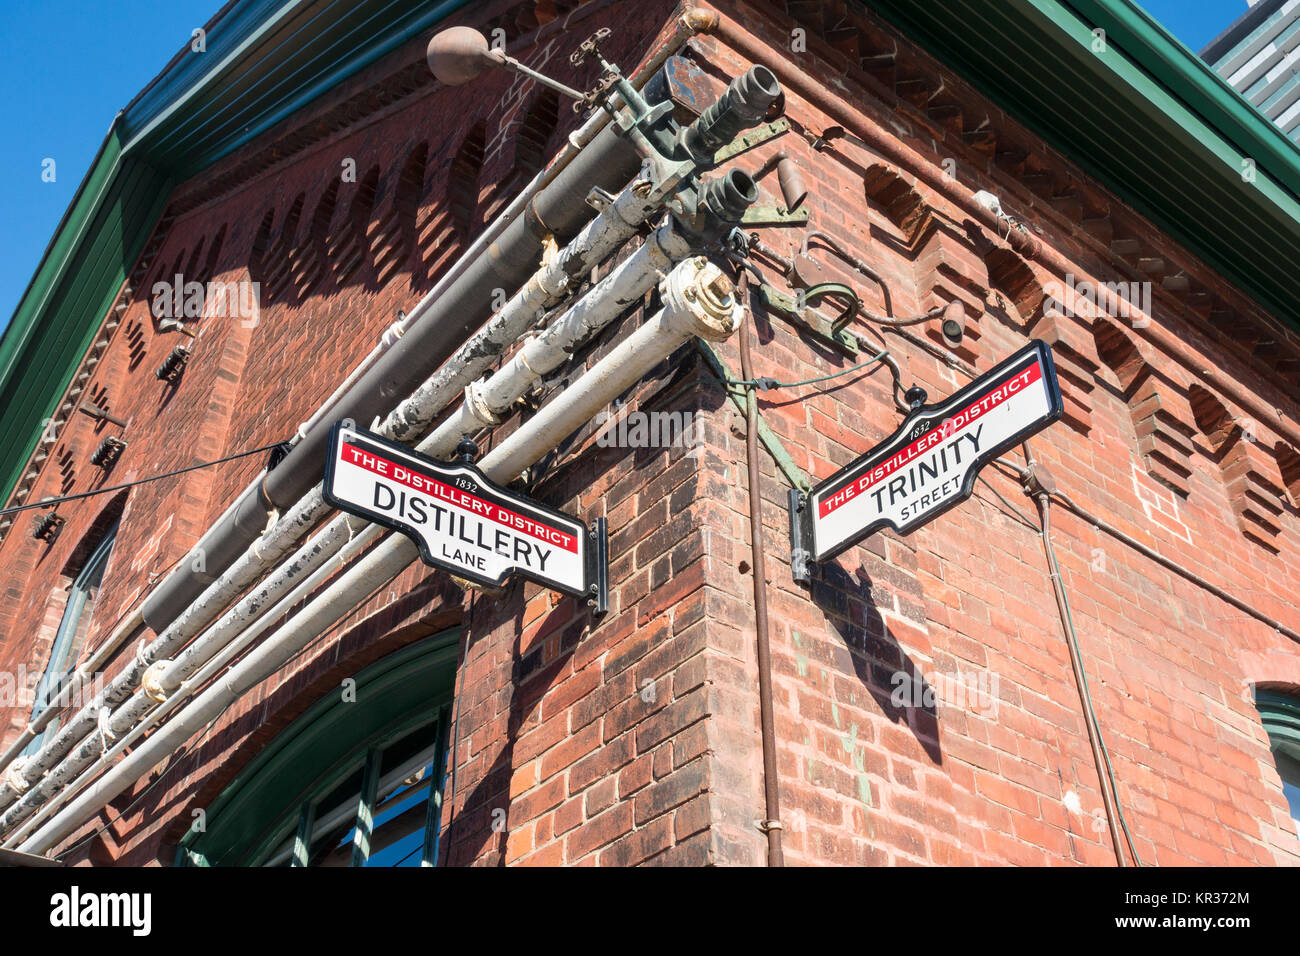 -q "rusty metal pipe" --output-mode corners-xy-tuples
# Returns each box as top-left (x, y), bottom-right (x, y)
(752, 151), (807, 211)
(1032, 490), (1129, 866)
(738, 270), (784, 866)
